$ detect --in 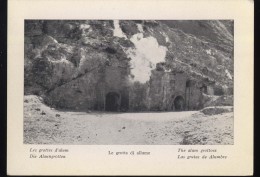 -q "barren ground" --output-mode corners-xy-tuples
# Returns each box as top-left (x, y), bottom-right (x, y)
(24, 95), (233, 145)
